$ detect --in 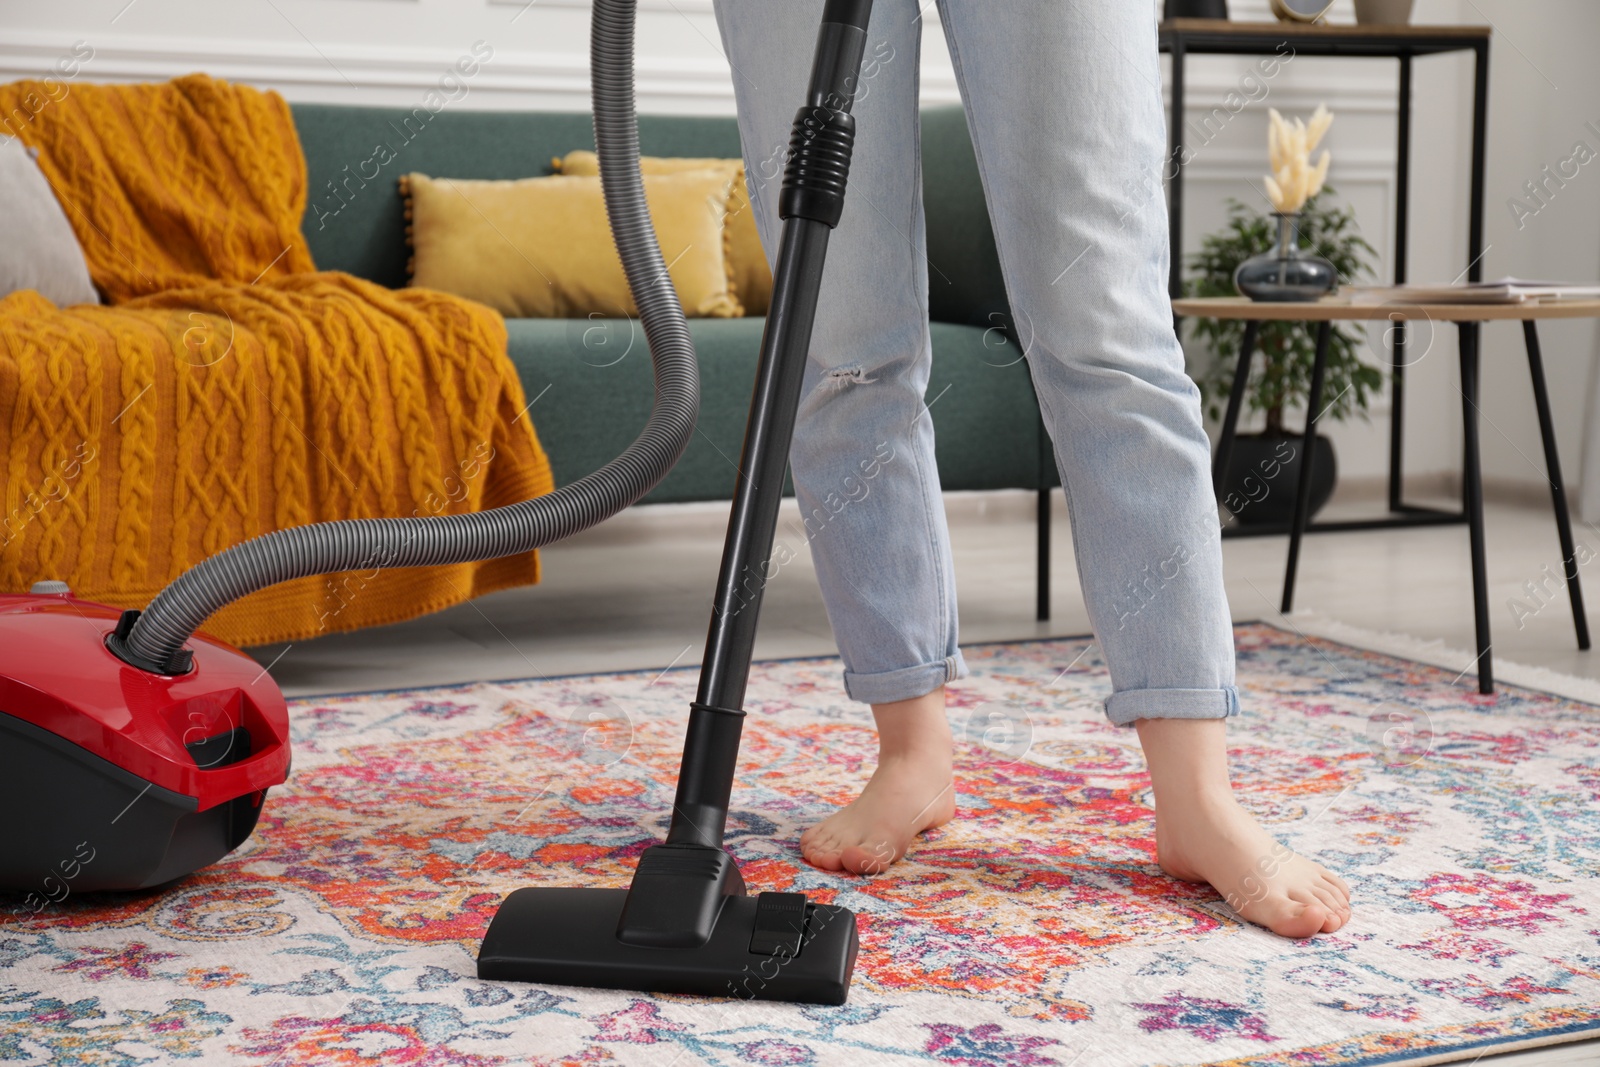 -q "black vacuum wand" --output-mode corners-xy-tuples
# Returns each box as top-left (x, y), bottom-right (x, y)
(477, 0), (875, 1005)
